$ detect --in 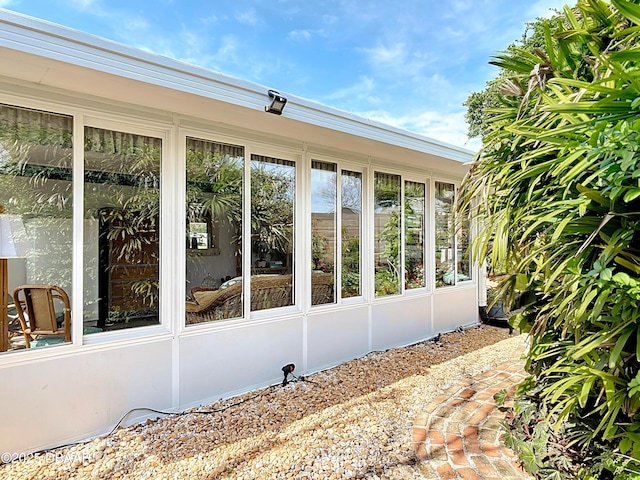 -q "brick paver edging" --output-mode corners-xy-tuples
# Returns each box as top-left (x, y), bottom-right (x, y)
(412, 361), (532, 479)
